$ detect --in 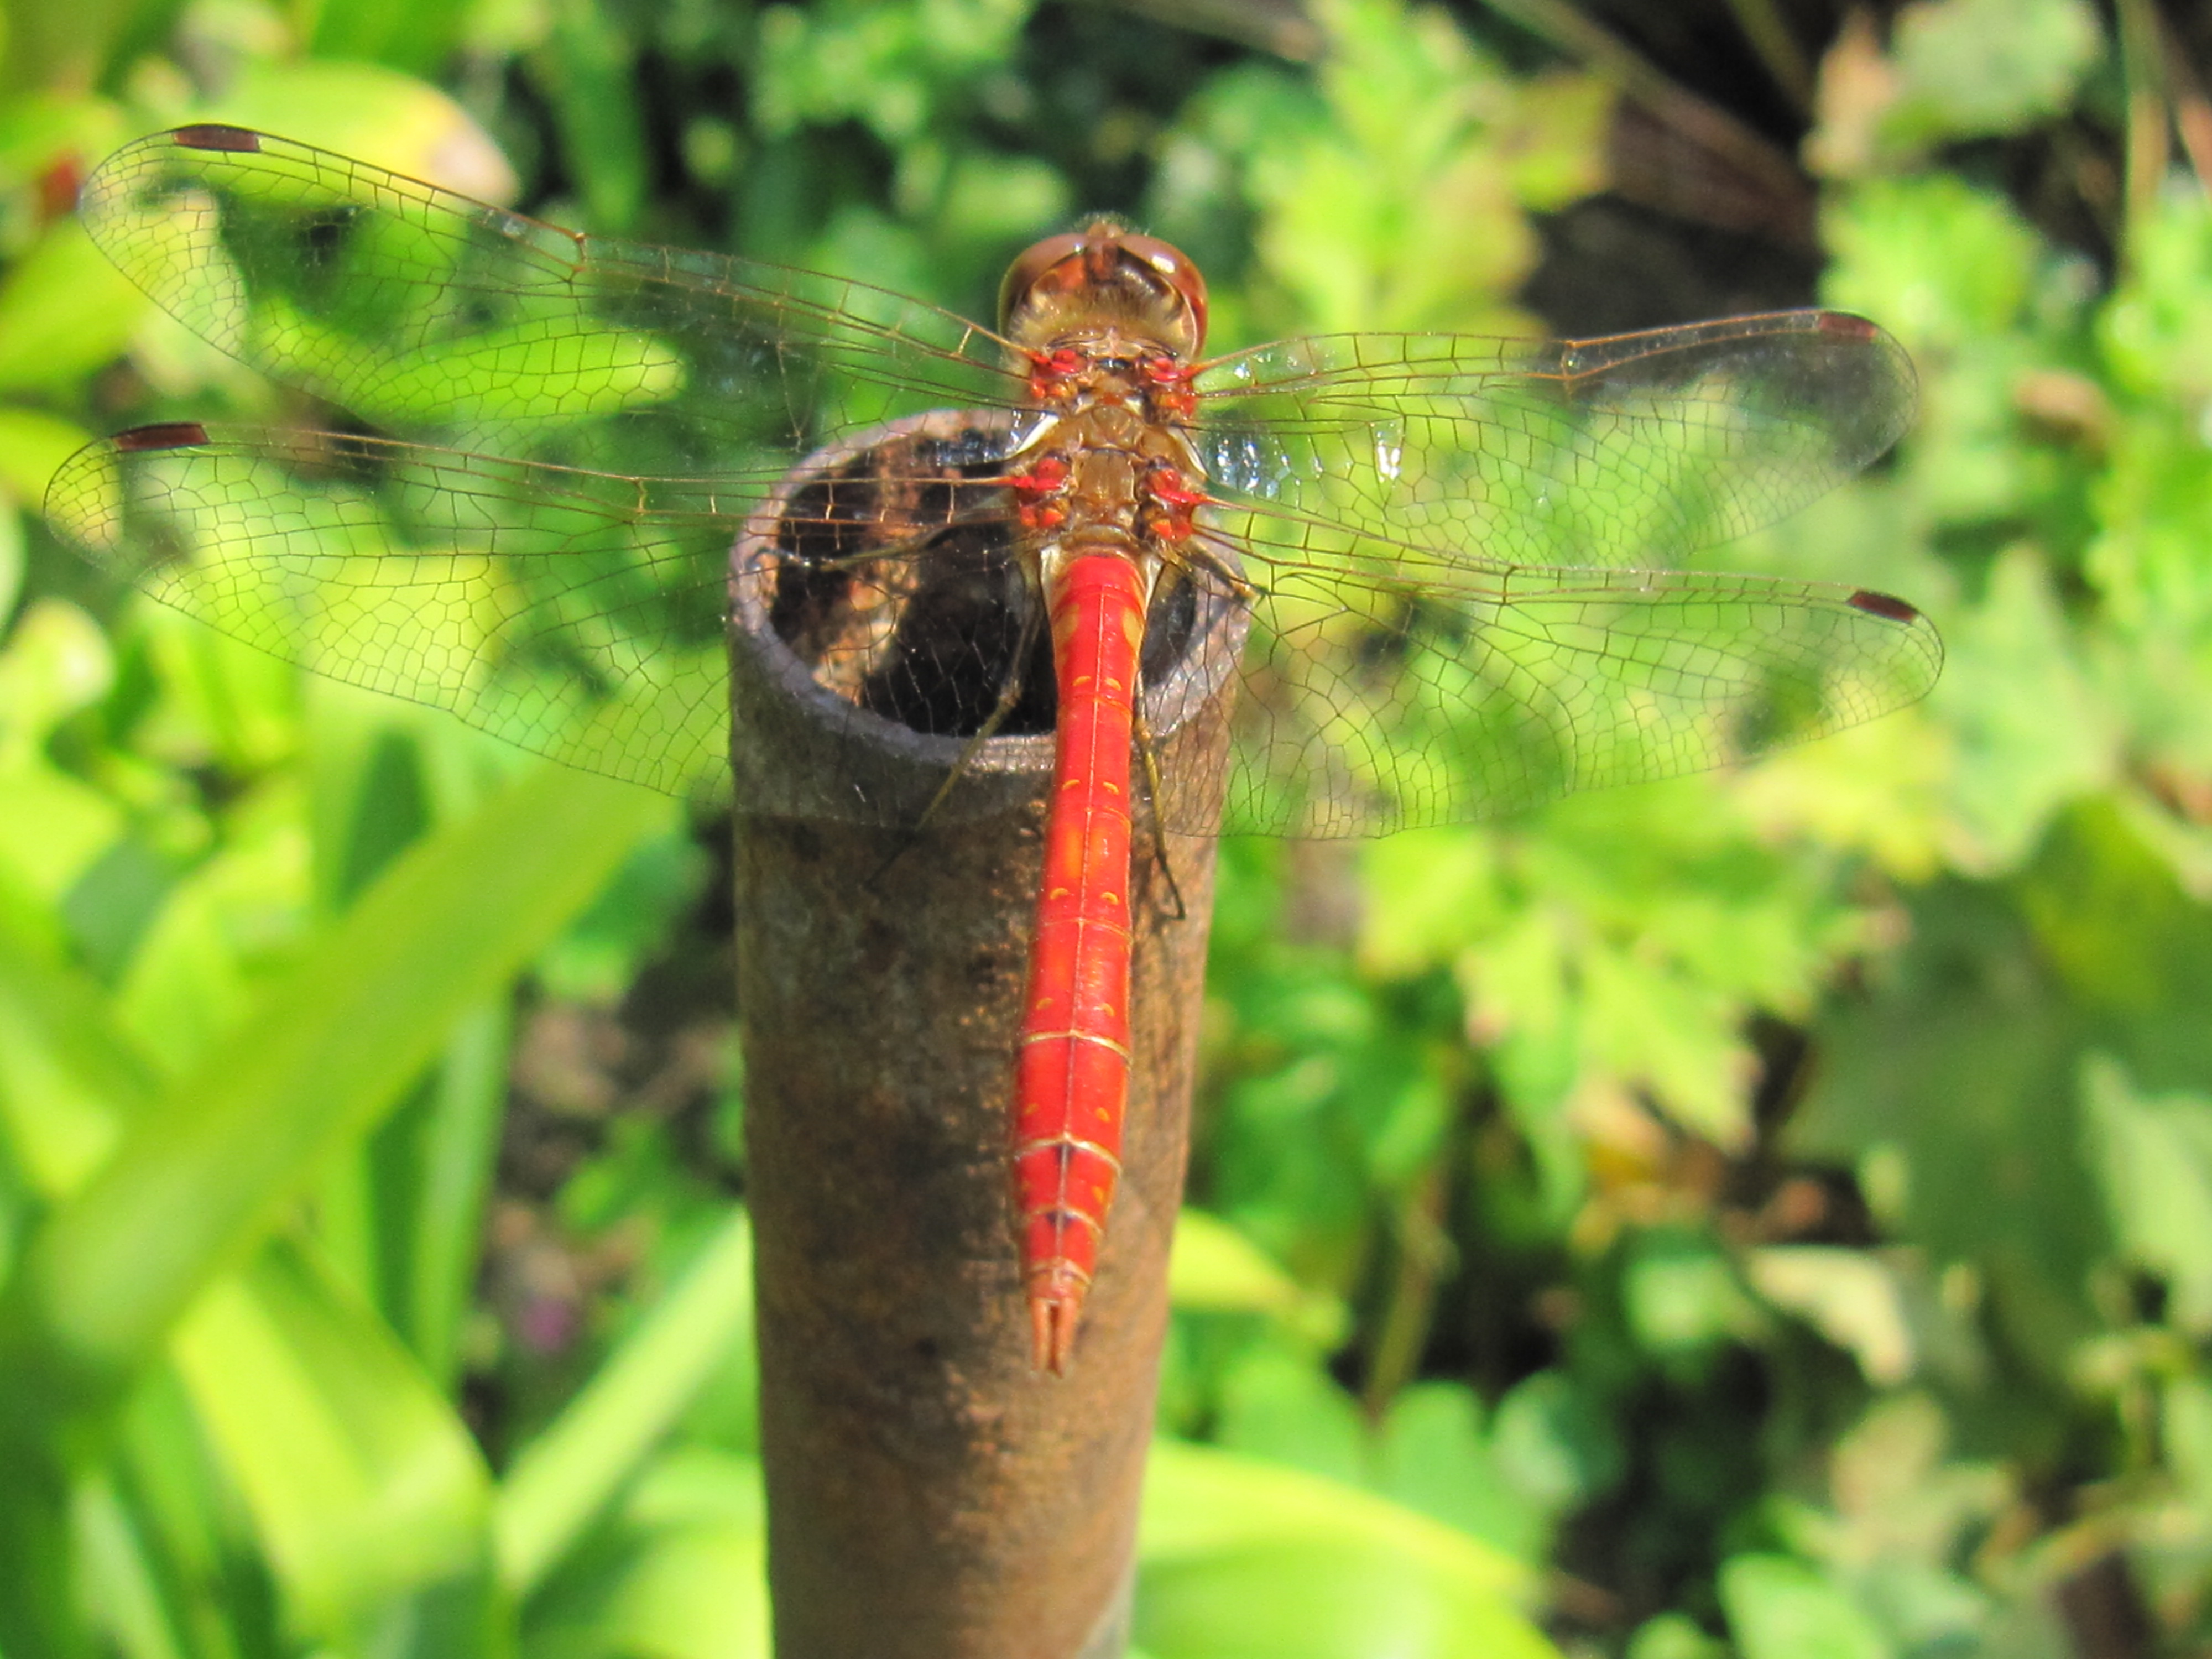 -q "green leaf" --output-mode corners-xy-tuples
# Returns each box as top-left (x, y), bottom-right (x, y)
(1489, 1371), (1623, 1512)
(2080, 1055), (2212, 1333)
(2164, 1375), (2212, 1510)
(0, 862), (154, 1199)
(1138, 1438), (1555, 1659)
(0, 599), (124, 902)
(518, 1446), (769, 1659)
(1882, 0), (2100, 150)
(109, 785), (311, 1076)
(395, 1002), (512, 1384)
(539, 0), (649, 232)
(496, 1208), (755, 1596)
(0, 220), (144, 393)
(1627, 1613), (1727, 1659)
(1628, 1619), (1725, 1659)
(305, 0), (472, 76)
(1826, 175), (2042, 349)
(1, 408), (94, 511)
(73, 1468), (195, 1659)
(2, 762), (667, 1421)
(1211, 1345), (1366, 1486)
(1927, 547), (2112, 869)
(1168, 1208), (1310, 1316)
(1719, 1554), (1894, 1659)
(1167, 1209), (1350, 1349)
(1623, 1231), (1763, 1359)
(1796, 875), (2109, 1376)
(198, 60), (519, 202)
(1372, 1382), (1550, 1561)
(169, 1239), (504, 1650)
